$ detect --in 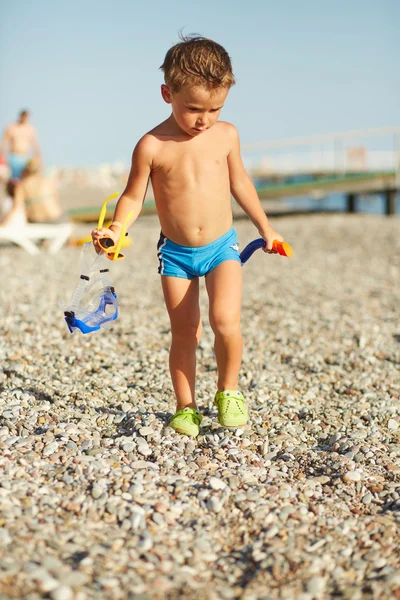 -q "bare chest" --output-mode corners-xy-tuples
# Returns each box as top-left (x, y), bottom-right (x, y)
(10, 124), (33, 143)
(152, 136), (229, 180)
